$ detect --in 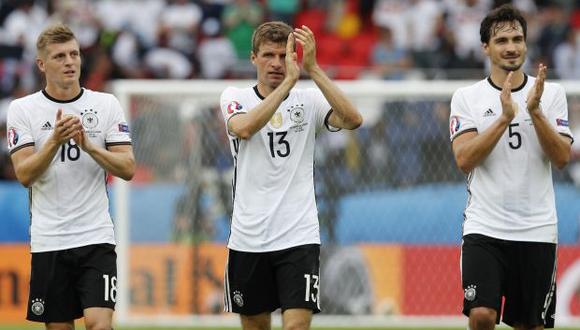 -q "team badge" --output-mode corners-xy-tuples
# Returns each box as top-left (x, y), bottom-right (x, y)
(227, 101), (242, 114)
(464, 285), (476, 302)
(233, 291), (244, 307)
(270, 112), (283, 128)
(449, 116), (460, 136)
(31, 298), (45, 316)
(81, 109), (99, 129)
(290, 106), (305, 124)
(7, 127), (18, 148)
